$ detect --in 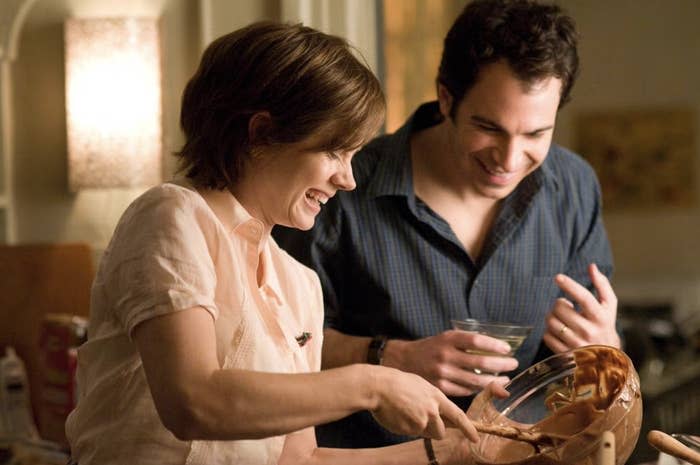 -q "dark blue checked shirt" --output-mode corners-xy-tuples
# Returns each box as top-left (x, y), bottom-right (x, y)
(273, 101), (613, 448)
